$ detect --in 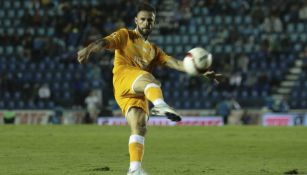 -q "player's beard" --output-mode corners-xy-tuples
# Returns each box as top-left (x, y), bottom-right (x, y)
(137, 26), (152, 38)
